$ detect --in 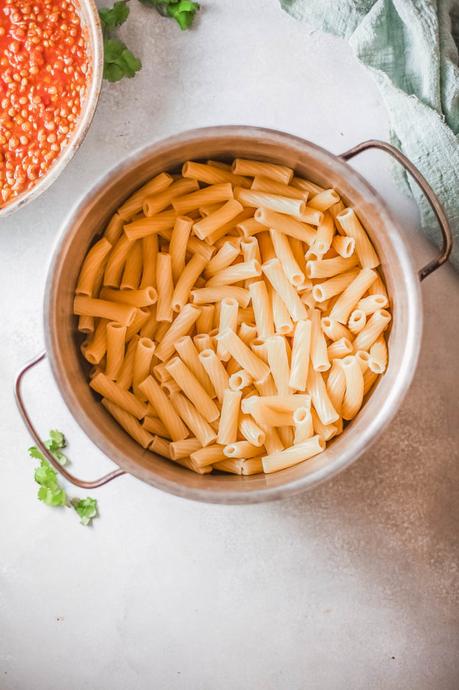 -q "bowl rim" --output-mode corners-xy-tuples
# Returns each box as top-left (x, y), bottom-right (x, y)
(0, 0), (104, 219)
(43, 125), (422, 504)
